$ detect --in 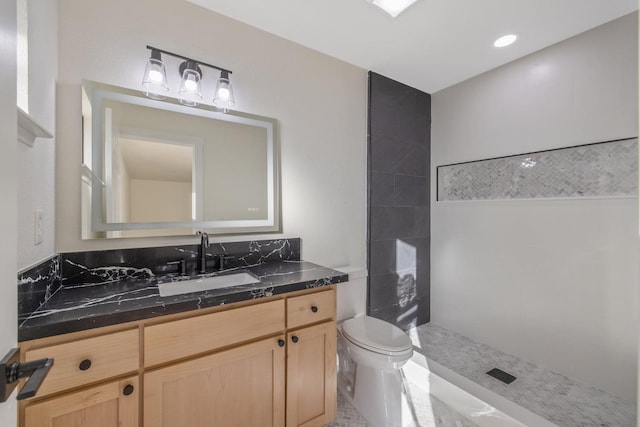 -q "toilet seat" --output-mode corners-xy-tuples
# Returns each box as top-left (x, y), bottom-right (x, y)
(341, 316), (413, 356)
